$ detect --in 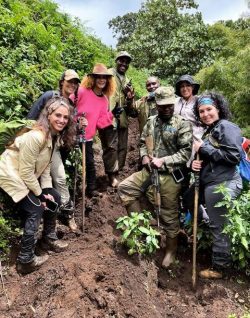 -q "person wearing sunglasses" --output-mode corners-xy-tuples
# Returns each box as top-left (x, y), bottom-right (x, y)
(27, 70), (80, 231)
(0, 97), (75, 274)
(71, 63), (115, 198)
